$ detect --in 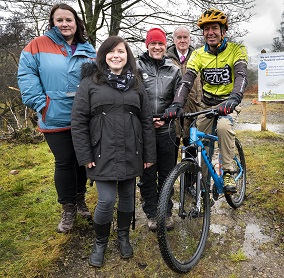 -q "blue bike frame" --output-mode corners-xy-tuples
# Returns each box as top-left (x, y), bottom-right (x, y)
(183, 126), (244, 195)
